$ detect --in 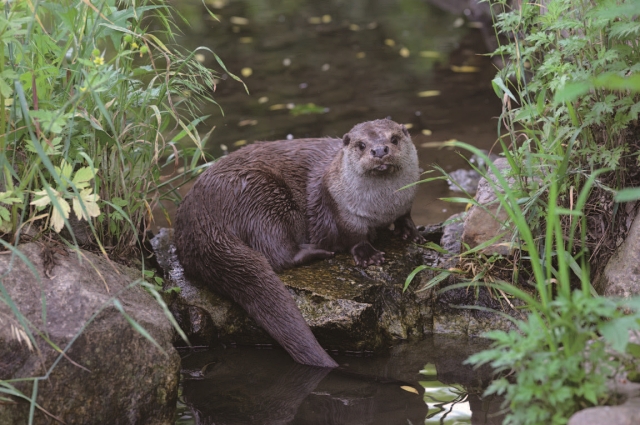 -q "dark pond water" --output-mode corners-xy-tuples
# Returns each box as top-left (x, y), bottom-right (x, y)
(158, 0), (502, 228)
(166, 1), (504, 423)
(175, 336), (504, 425)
